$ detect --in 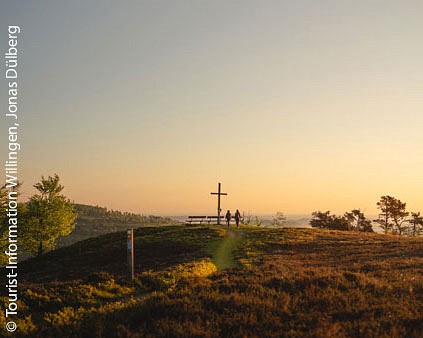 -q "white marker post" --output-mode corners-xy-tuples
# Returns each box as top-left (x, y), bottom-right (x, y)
(127, 229), (134, 280)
